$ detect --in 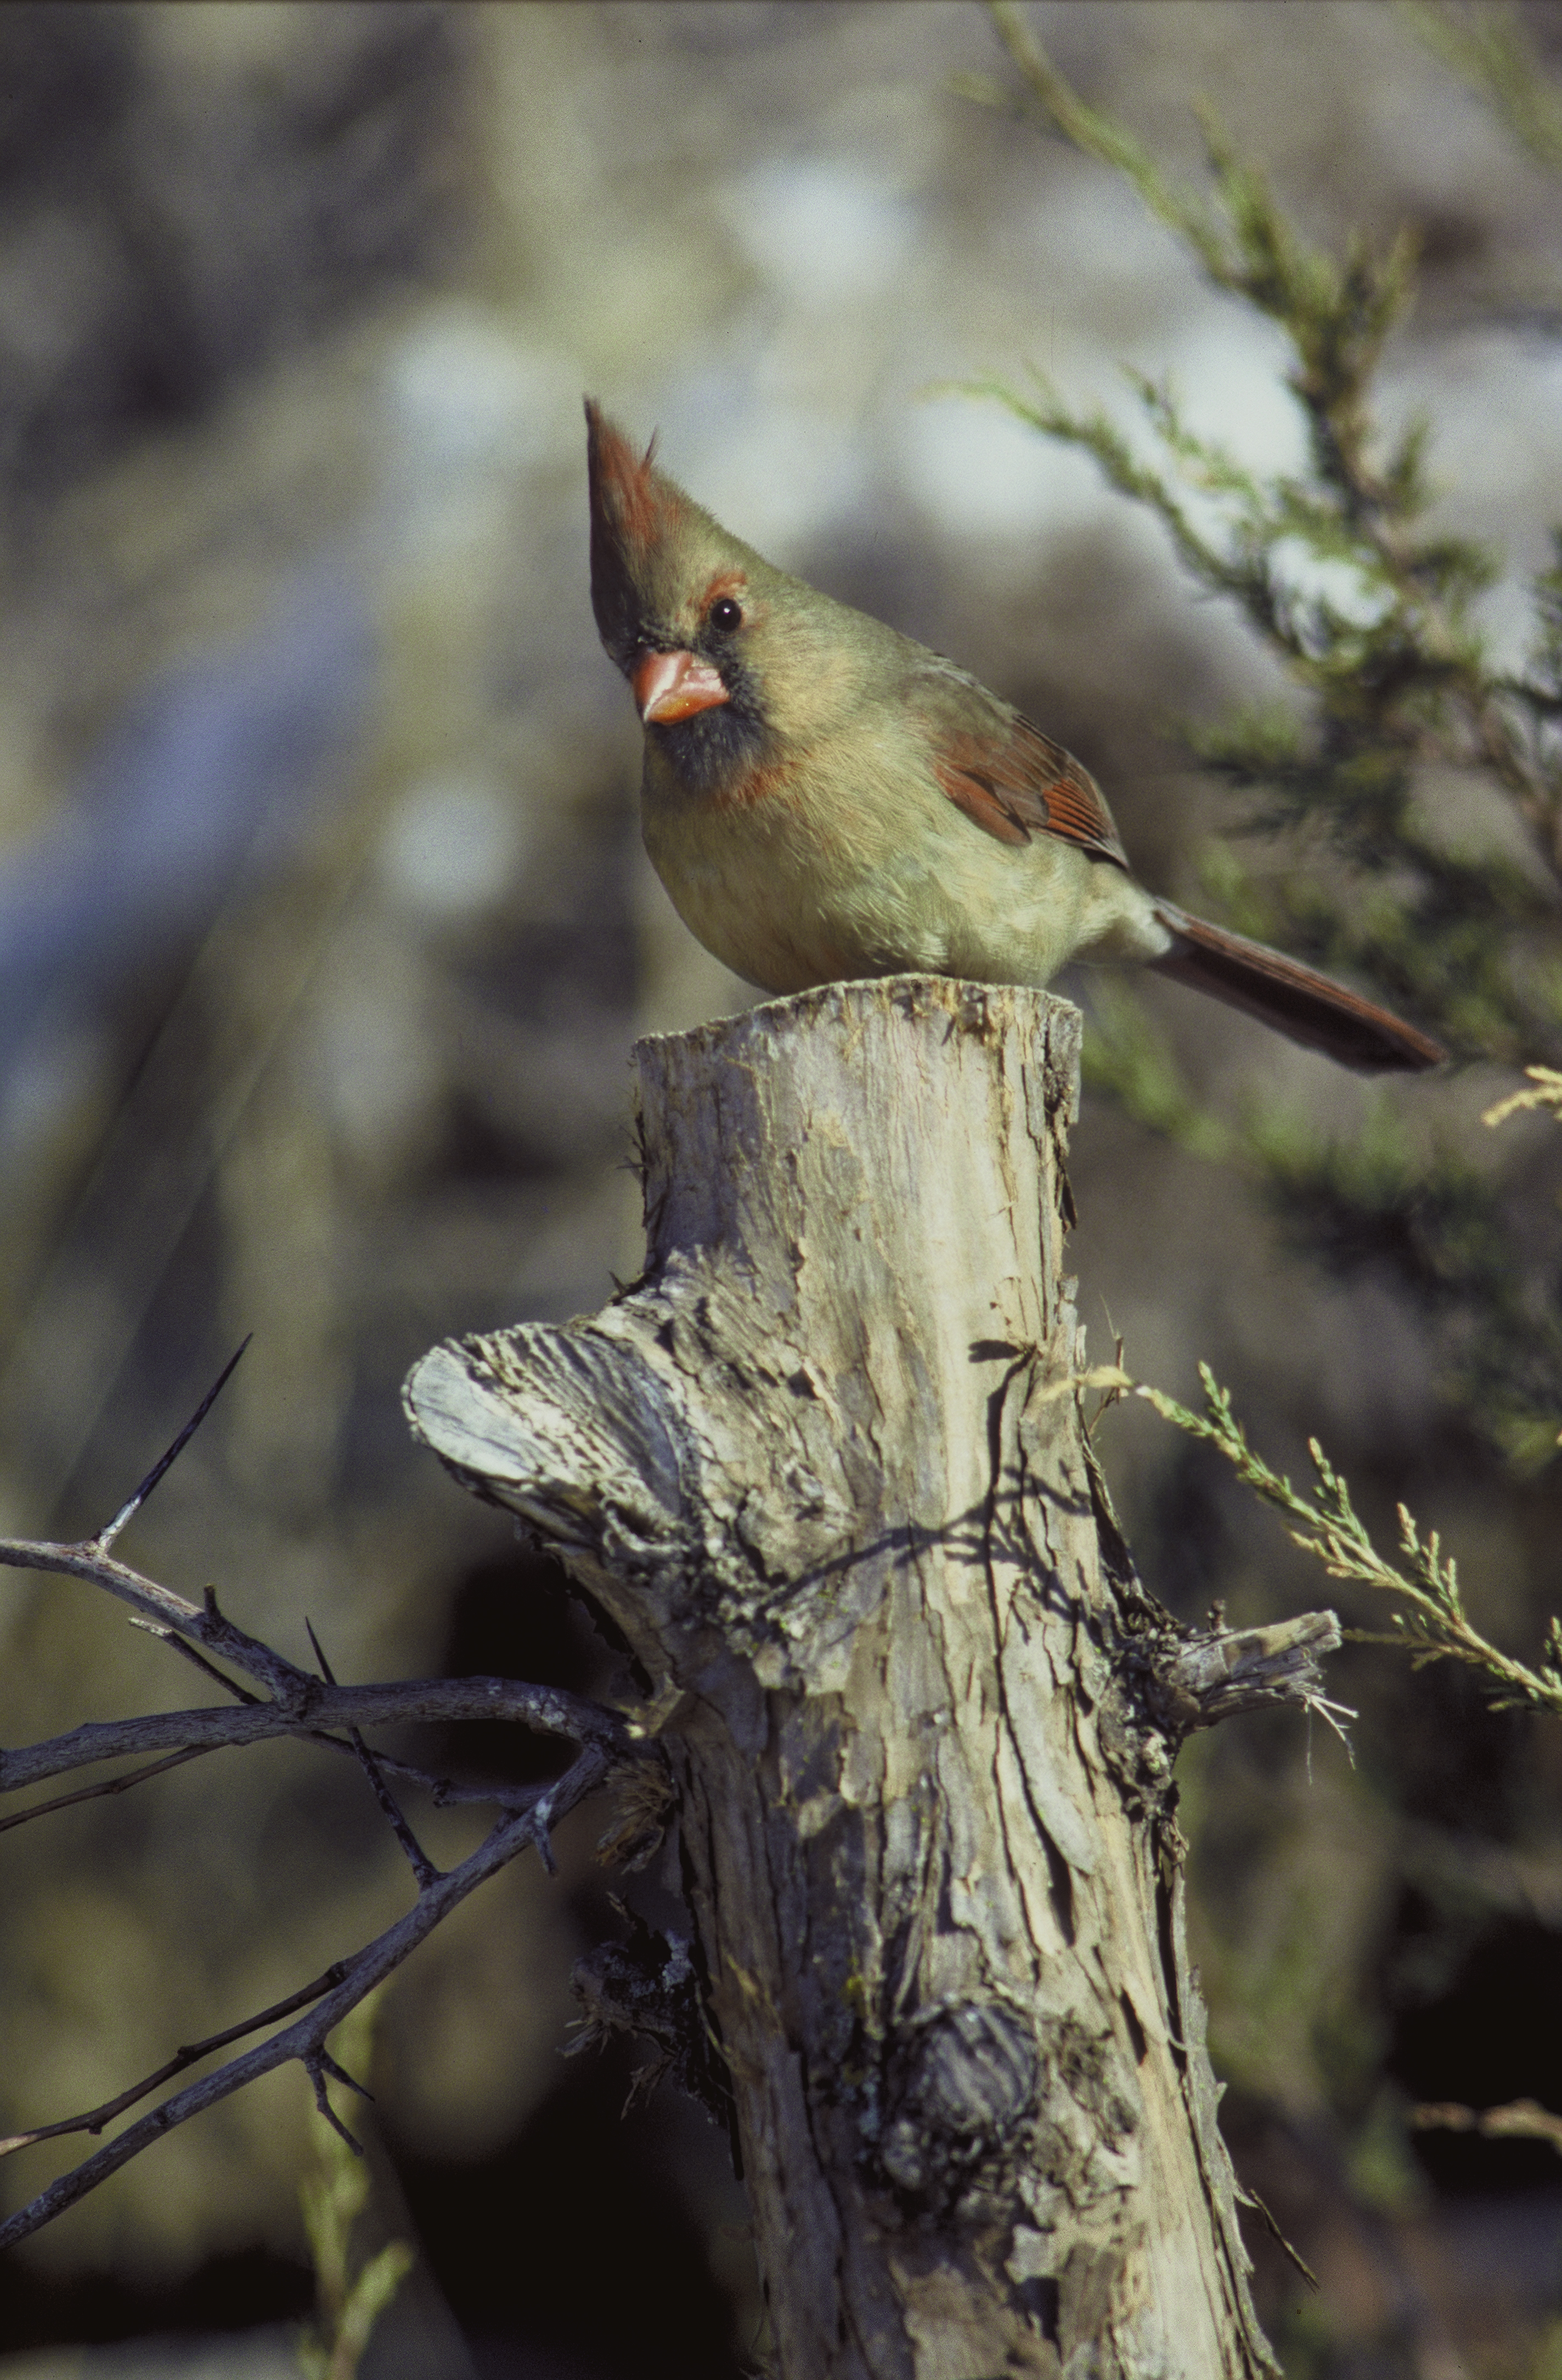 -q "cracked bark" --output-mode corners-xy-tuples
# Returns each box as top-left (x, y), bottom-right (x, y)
(404, 975), (1320, 2380)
